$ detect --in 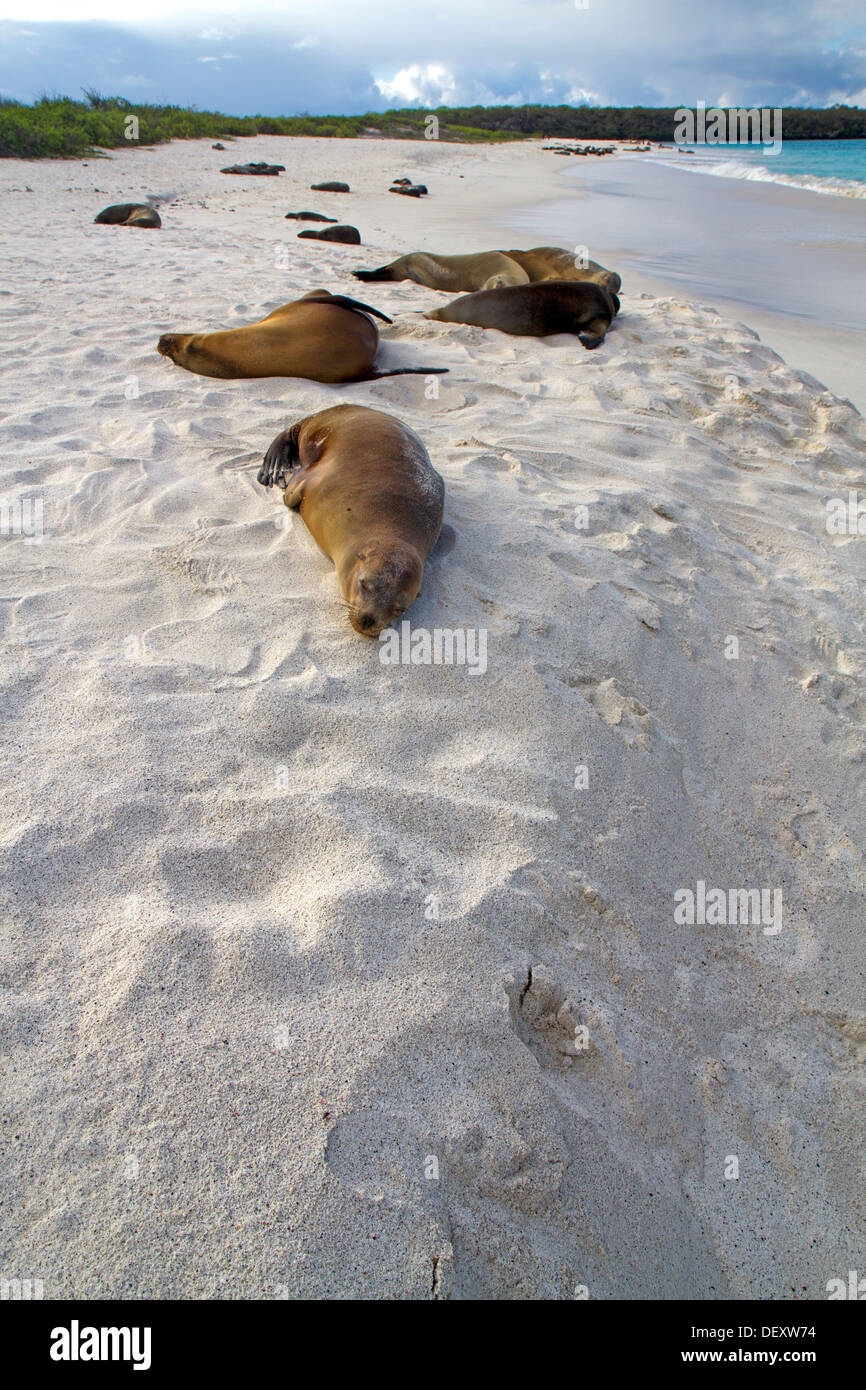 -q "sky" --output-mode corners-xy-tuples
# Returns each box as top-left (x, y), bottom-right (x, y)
(0, 1), (865, 114)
